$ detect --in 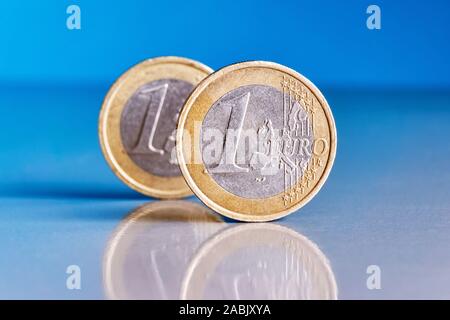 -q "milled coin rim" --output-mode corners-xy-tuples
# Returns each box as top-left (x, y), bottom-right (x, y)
(99, 56), (213, 199)
(176, 61), (337, 221)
